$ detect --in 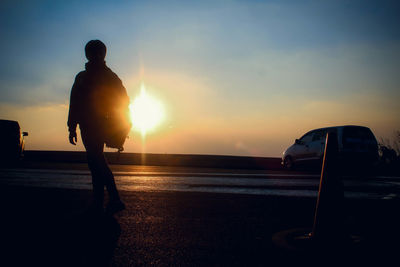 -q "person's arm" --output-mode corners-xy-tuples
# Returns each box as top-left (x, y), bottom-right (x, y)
(67, 73), (82, 145)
